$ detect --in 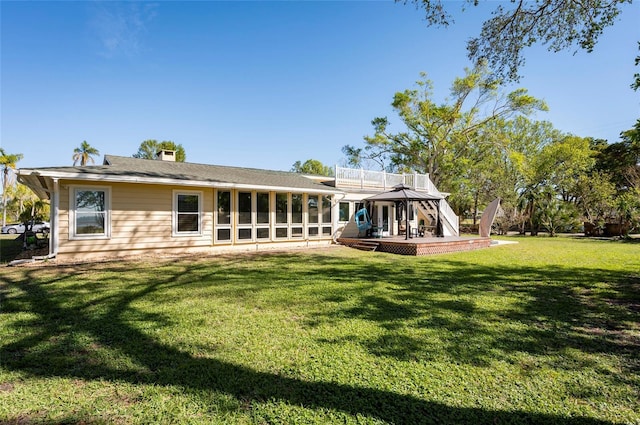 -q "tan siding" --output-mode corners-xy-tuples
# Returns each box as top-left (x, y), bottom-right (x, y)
(57, 180), (214, 258)
(54, 179), (332, 261)
(58, 184), (70, 236)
